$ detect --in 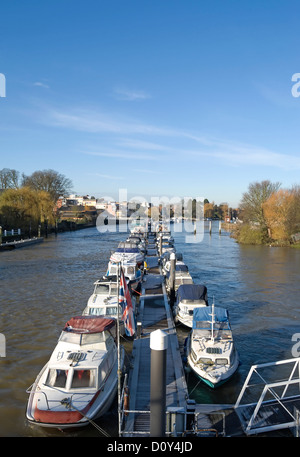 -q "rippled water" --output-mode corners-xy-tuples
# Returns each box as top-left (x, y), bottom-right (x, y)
(0, 222), (299, 436)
